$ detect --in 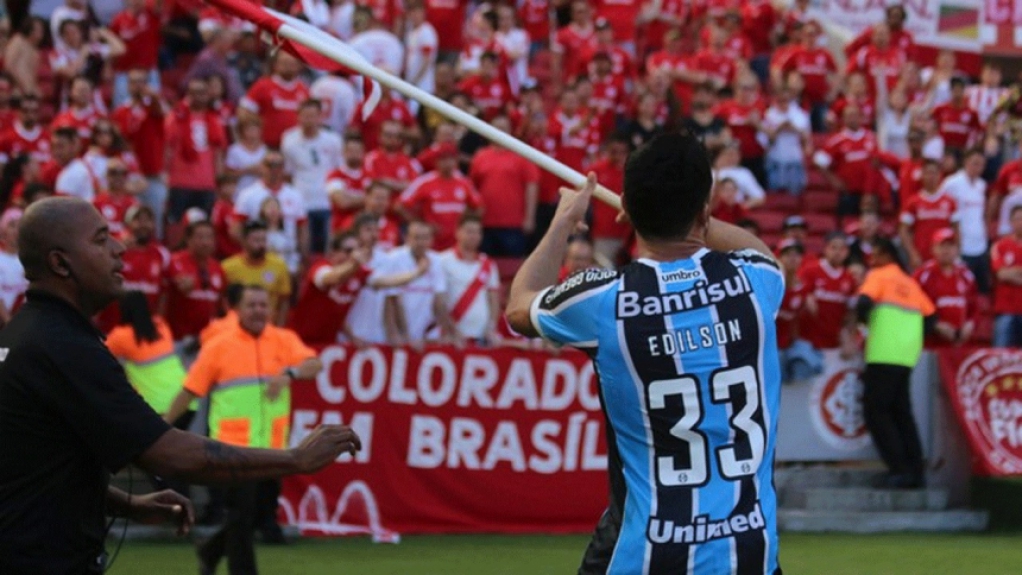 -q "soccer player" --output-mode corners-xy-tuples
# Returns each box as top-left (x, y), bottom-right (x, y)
(507, 133), (784, 574)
